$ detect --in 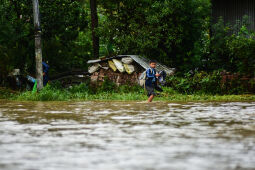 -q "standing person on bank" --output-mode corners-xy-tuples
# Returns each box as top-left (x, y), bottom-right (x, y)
(145, 60), (160, 102)
(42, 61), (49, 86)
